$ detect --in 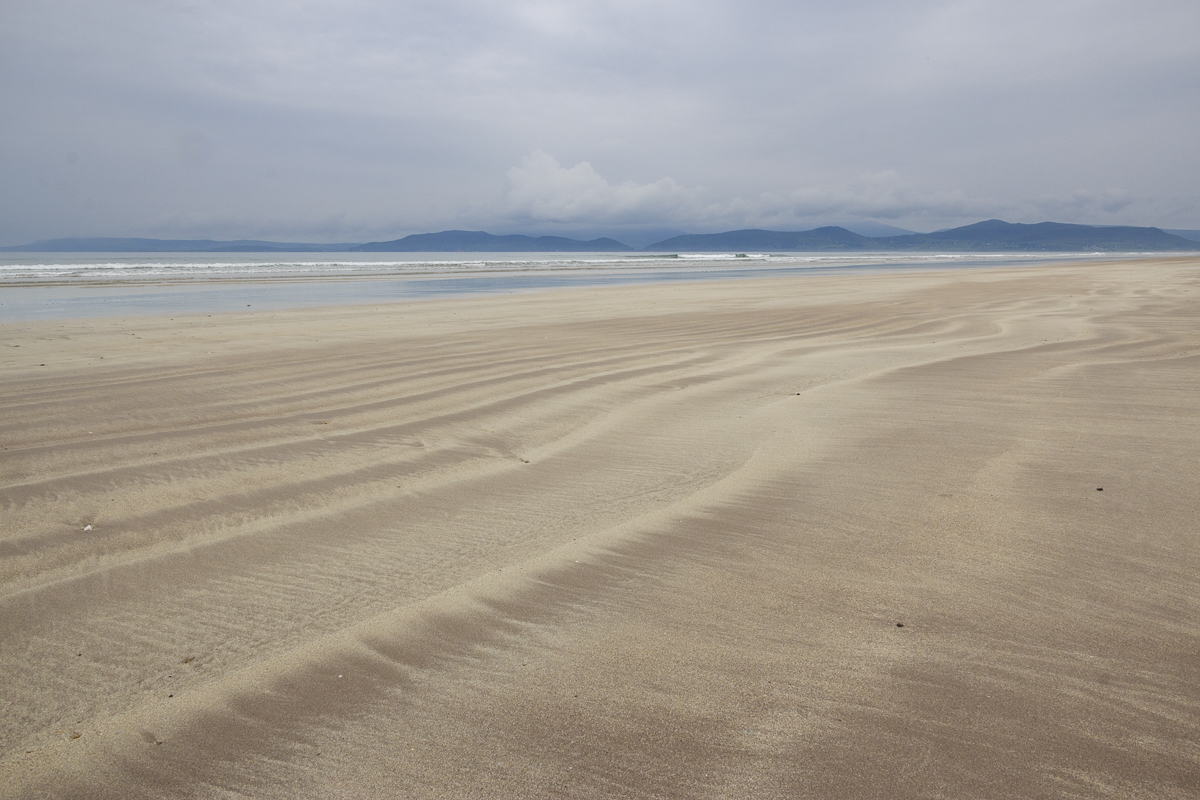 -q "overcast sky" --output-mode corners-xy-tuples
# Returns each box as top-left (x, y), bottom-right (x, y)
(2, 0), (1198, 245)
